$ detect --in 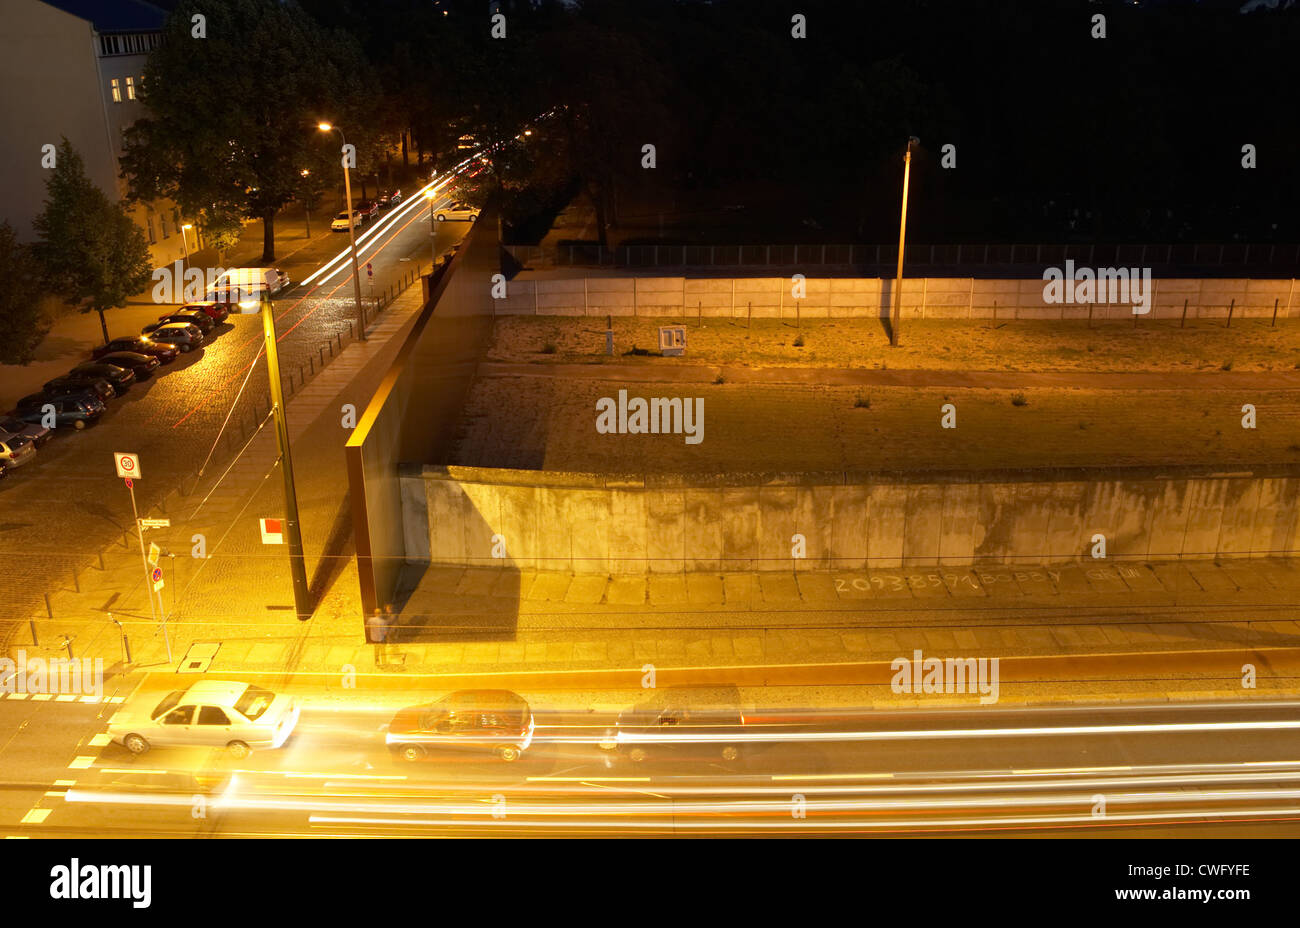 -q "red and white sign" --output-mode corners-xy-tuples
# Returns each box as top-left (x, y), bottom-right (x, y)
(366, 262), (373, 278)
(114, 452), (140, 479)
(259, 518), (284, 545)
